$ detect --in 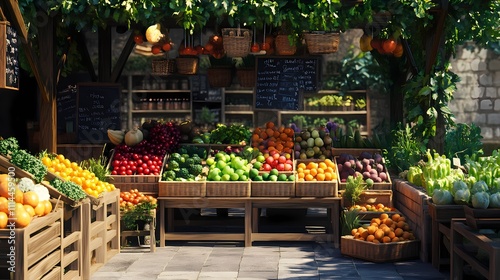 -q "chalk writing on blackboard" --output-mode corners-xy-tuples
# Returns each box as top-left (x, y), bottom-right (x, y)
(255, 57), (318, 110)
(57, 86), (77, 133)
(5, 25), (19, 89)
(77, 83), (121, 144)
